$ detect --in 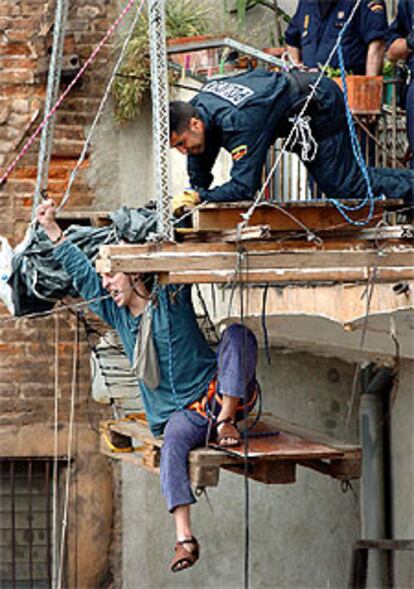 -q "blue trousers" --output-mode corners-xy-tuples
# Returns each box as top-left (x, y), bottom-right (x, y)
(288, 75), (414, 205)
(160, 324), (258, 512)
